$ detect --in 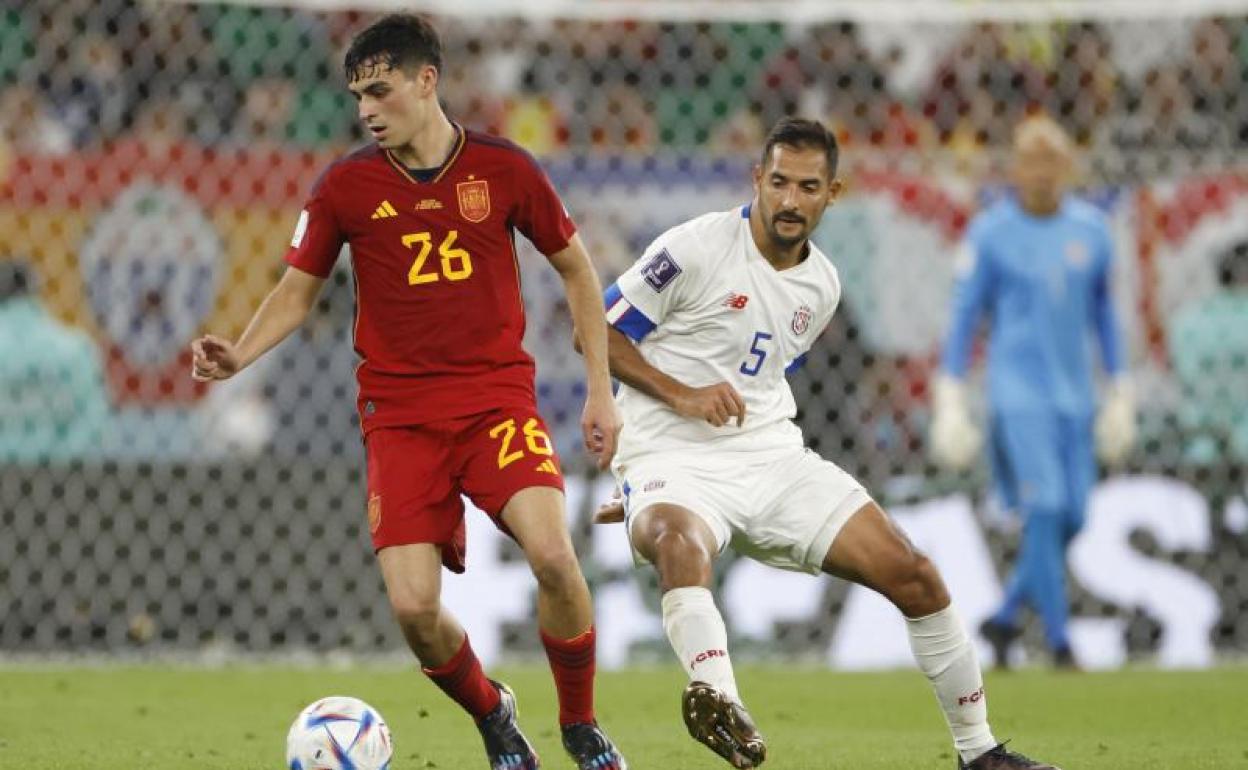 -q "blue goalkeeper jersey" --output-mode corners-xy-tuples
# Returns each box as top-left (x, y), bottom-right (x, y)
(941, 195), (1124, 416)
